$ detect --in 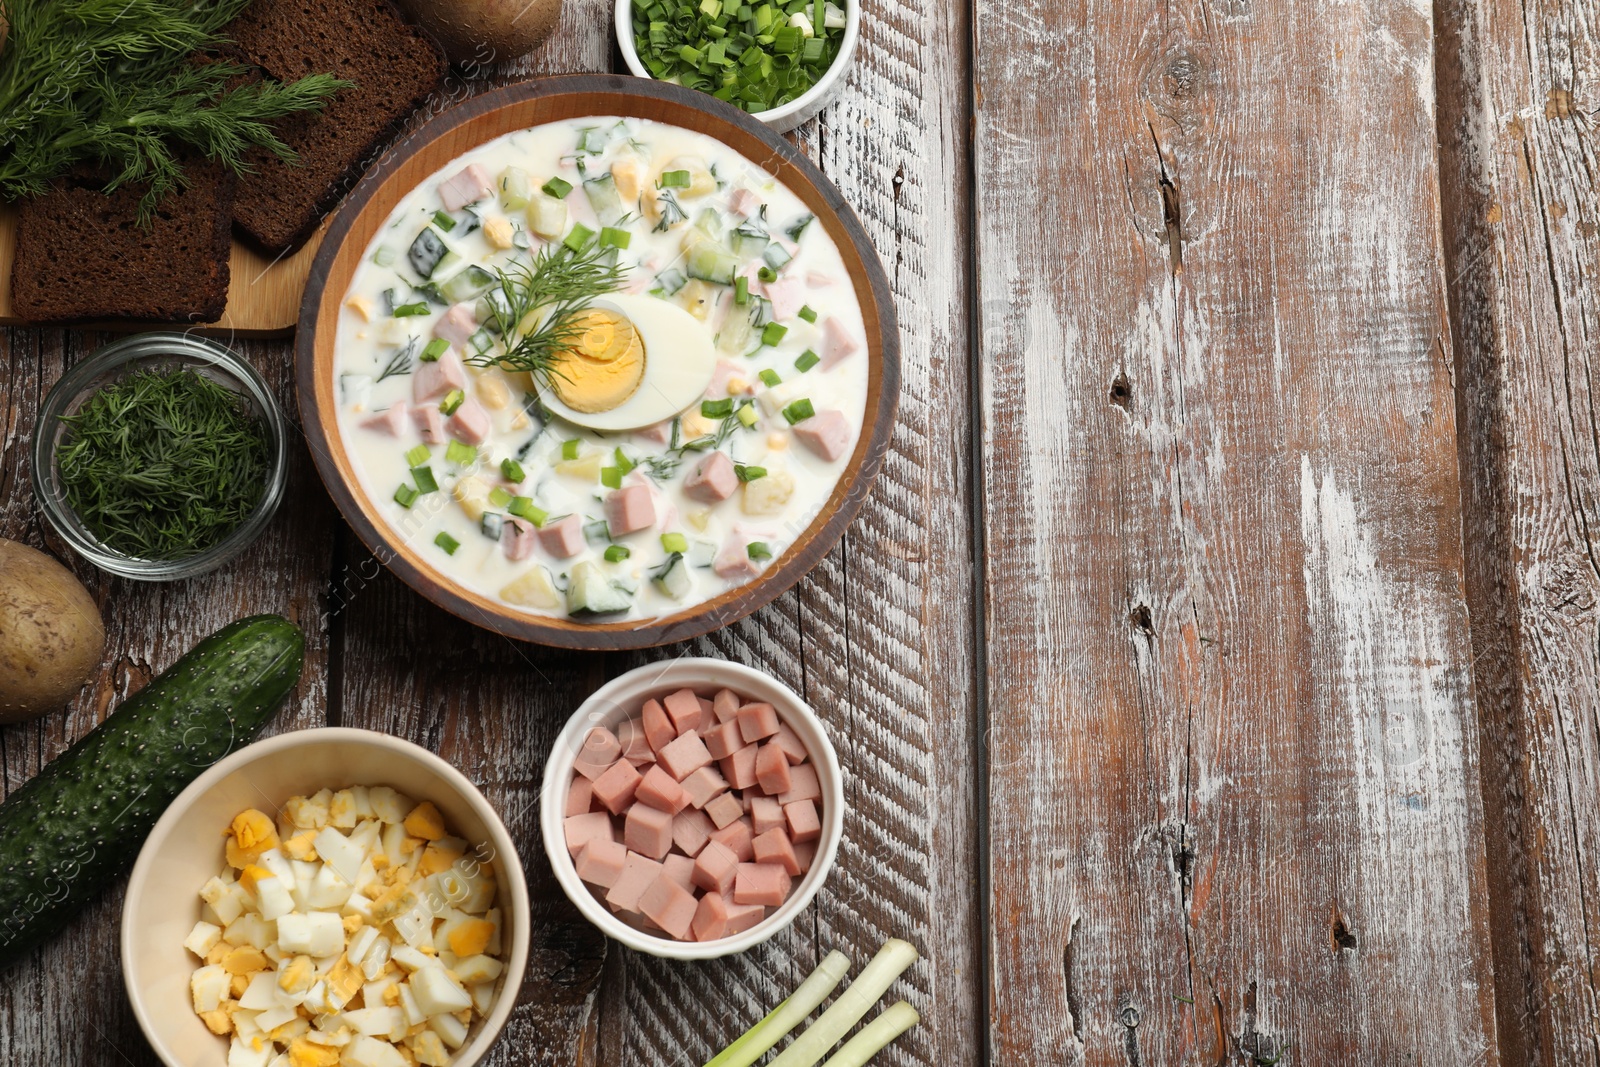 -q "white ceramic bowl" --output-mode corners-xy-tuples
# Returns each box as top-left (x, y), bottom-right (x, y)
(122, 728), (531, 1067)
(541, 658), (844, 959)
(615, 0), (860, 133)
